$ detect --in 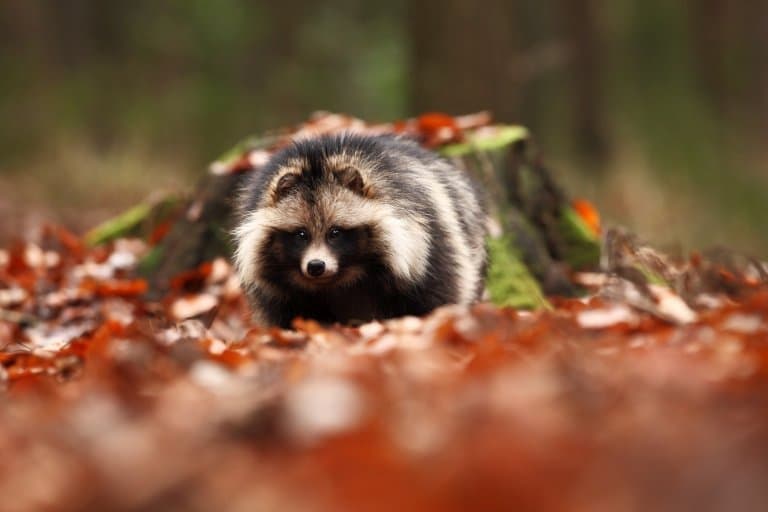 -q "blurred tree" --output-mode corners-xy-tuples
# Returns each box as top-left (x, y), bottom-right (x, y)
(688, 0), (768, 137)
(408, 0), (608, 165)
(688, 0), (730, 116)
(408, 0), (521, 121)
(558, 0), (608, 164)
(749, 3), (768, 140)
